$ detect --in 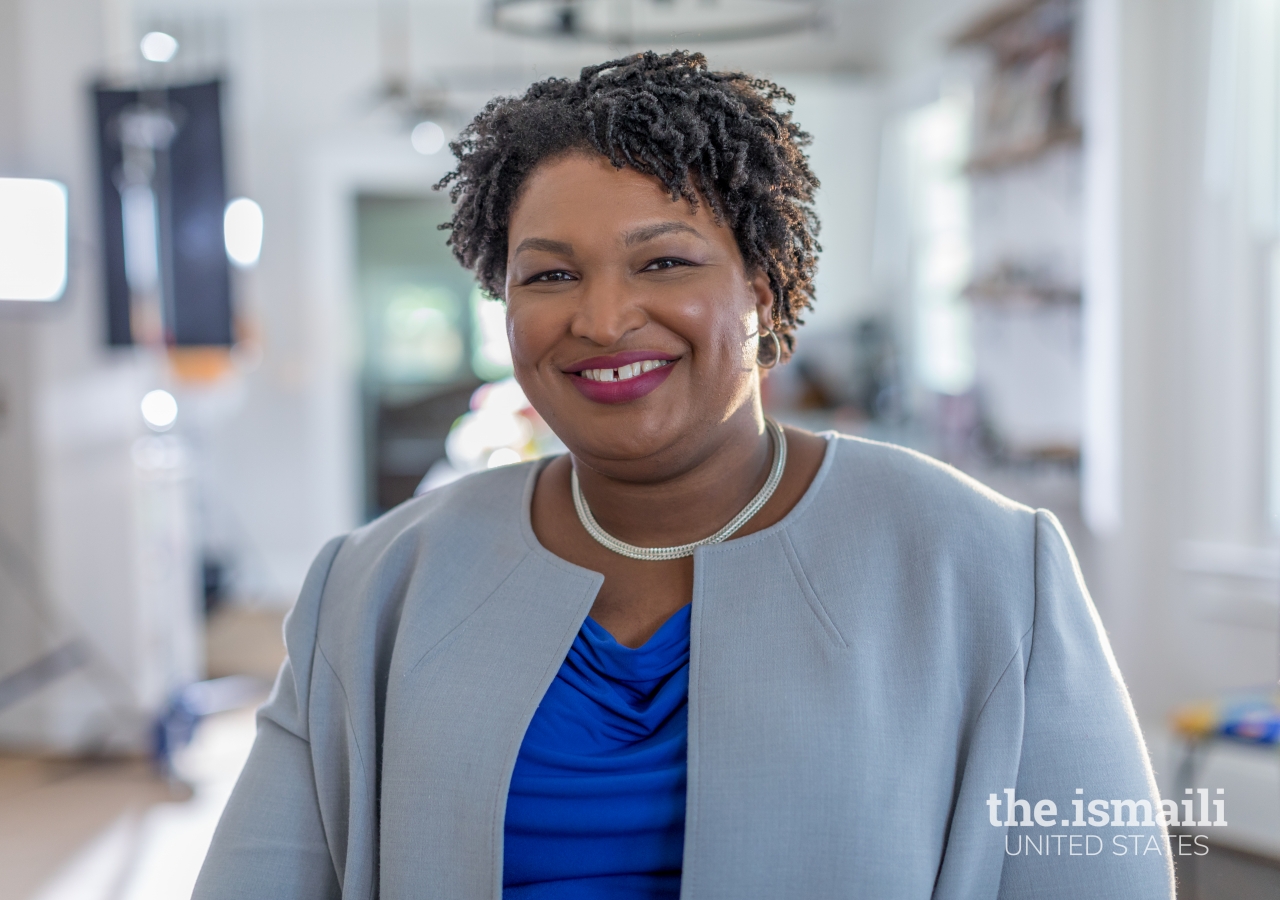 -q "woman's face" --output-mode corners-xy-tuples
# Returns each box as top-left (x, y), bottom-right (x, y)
(505, 152), (773, 479)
